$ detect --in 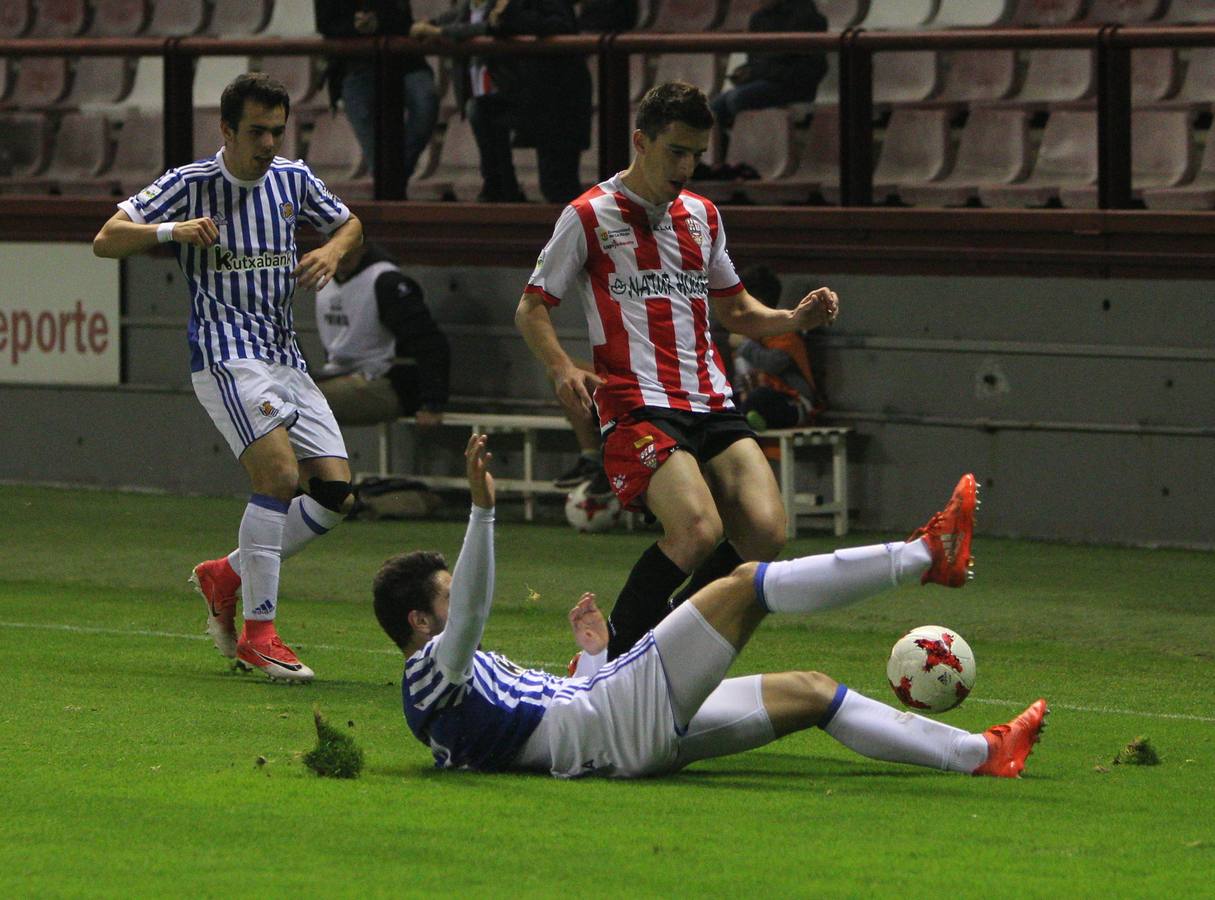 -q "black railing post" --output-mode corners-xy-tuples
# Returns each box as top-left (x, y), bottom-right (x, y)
(838, 29), (873, 207)
(375, 38), (407, 200)
(163, 39), (194, 170)
(1097, 25), (1132, 209)
(599, 34), (632, 179)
